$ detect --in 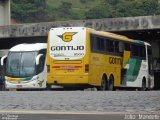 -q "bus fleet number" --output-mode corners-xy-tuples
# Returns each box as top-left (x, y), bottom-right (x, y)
(74, 53), (84, 56)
